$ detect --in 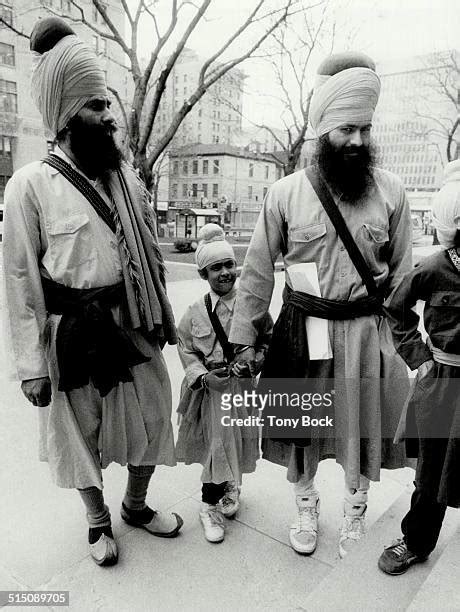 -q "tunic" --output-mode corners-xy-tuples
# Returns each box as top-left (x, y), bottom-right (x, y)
(3, 149), (176, 489)
(176, 286), (272, 485)
(229, 167), (413, 486)
(385, 248), (460, 506)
